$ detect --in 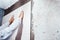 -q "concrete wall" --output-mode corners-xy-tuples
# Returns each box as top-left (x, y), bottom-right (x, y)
(32, 0), (60, 40)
